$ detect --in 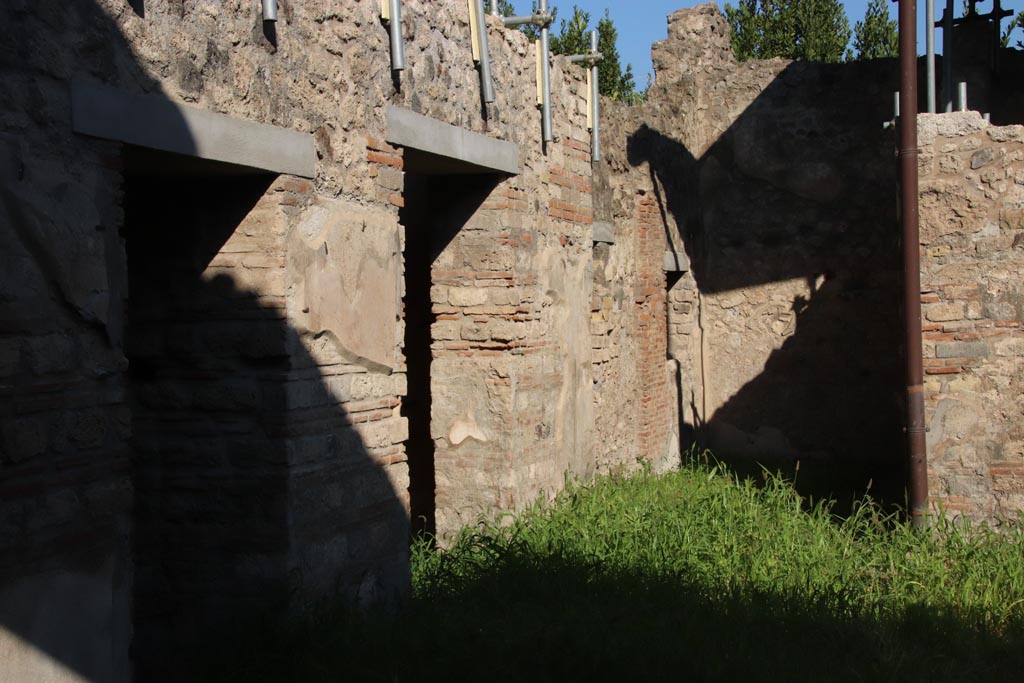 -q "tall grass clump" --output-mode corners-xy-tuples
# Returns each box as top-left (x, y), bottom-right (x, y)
(214, 453), (1024, 682)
